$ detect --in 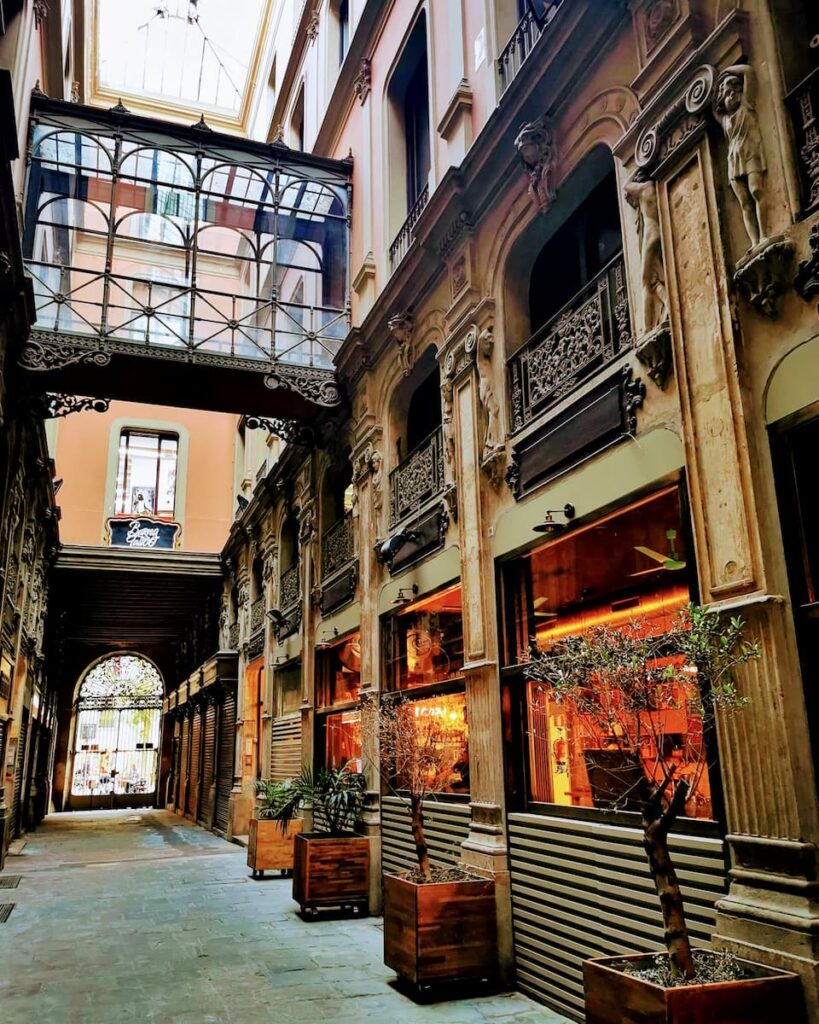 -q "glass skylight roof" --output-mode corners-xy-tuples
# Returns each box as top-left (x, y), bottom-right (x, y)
(95, 0), (266, 119)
